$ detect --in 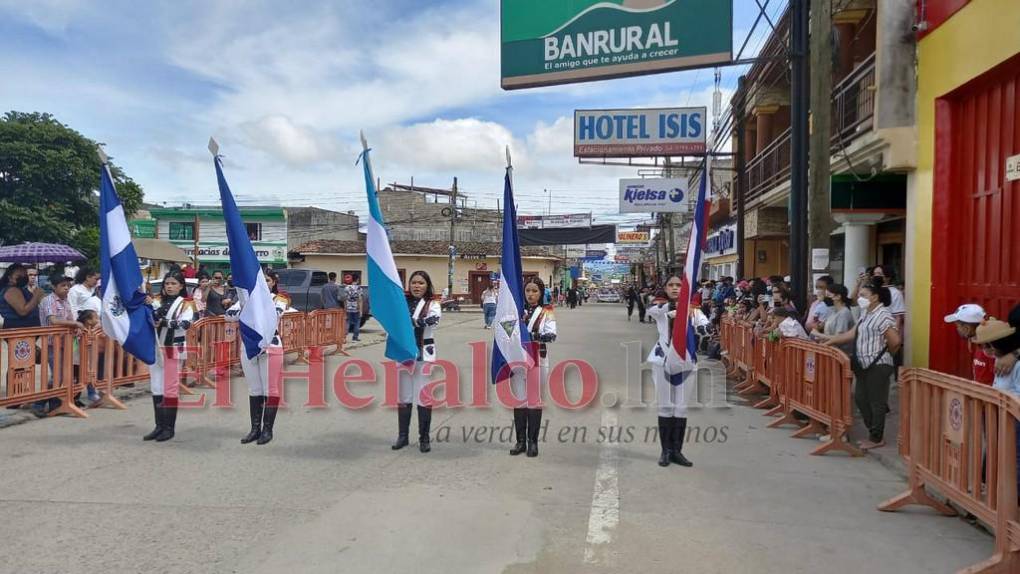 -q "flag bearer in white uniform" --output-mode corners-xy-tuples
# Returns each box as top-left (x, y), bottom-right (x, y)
(509, 277), (556, 458)
(145, 271), (195, 443)
(226, 270), (288, 445)
(392, 271), (441, 453)
(647, 274), (693, 468)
